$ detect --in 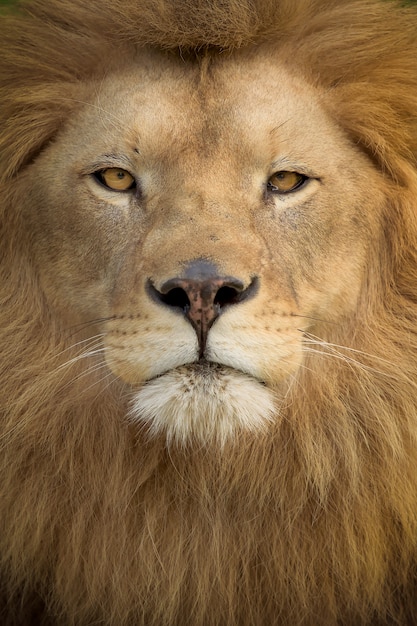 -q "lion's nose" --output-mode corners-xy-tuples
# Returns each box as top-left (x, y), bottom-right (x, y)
(147, 264), (258, 357)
